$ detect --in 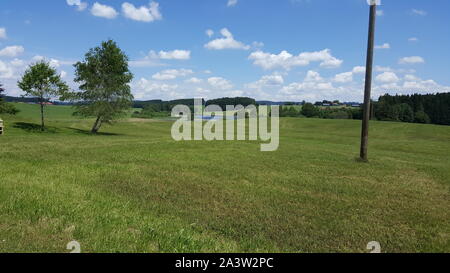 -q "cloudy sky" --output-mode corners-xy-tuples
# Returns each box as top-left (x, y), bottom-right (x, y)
(1, 0), (449, 102)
